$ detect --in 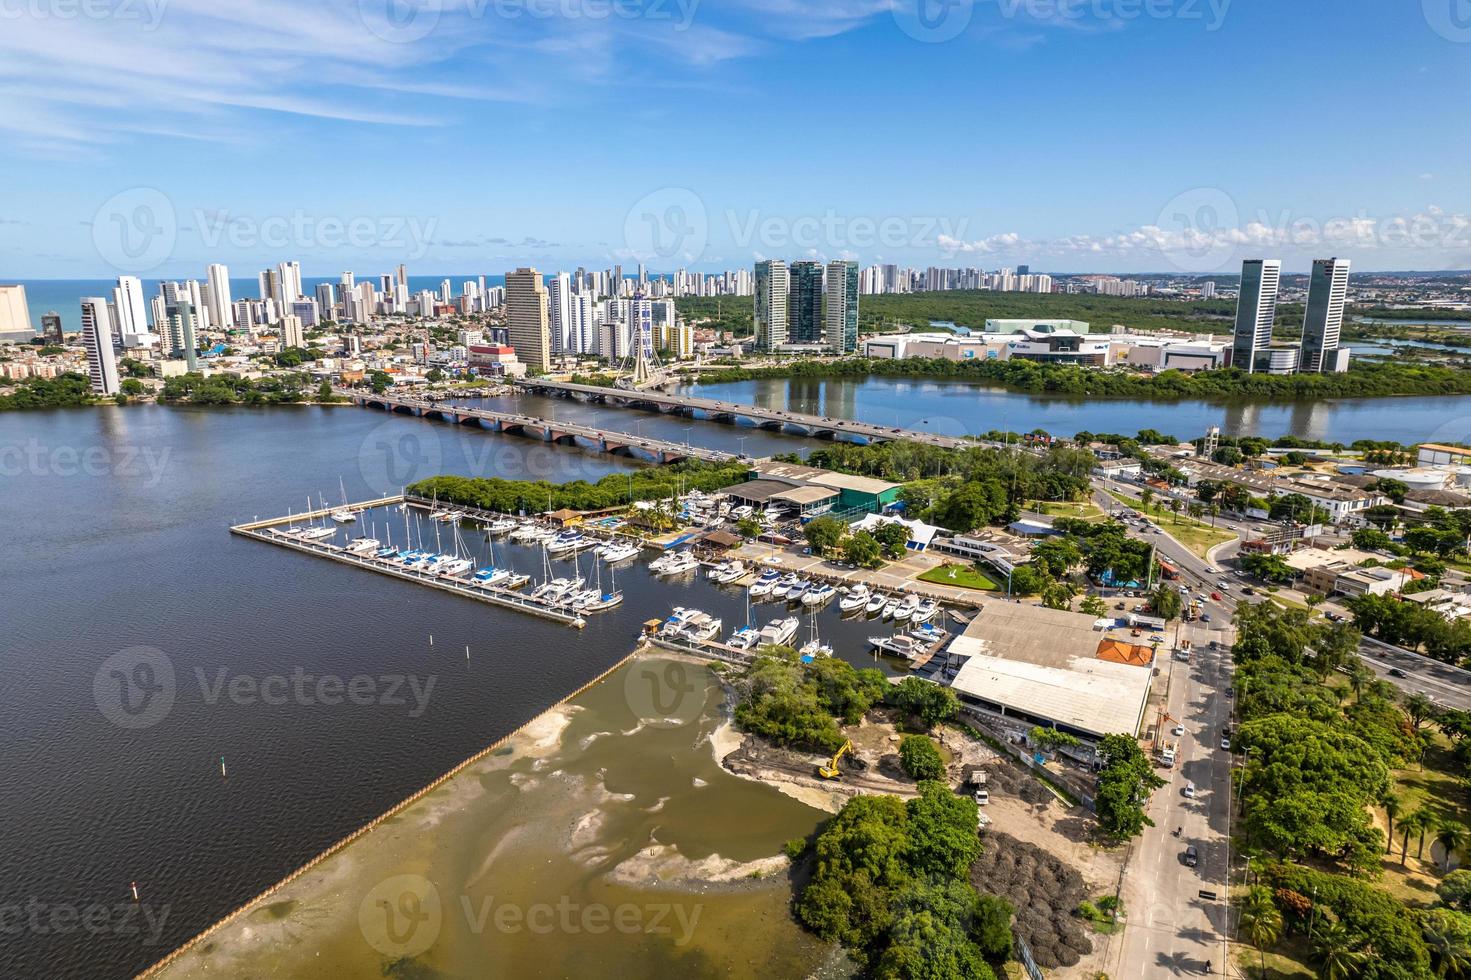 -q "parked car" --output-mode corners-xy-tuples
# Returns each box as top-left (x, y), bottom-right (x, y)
(1173, 723), (1184, 737)
(1184, 781), (1196, 798)
(974, 788), (989, 805)
(1221, 736), (1231, 751)
(1184, 845), (1199, 867)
